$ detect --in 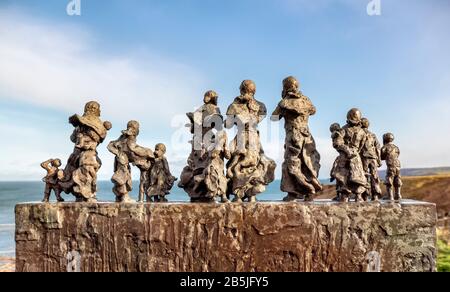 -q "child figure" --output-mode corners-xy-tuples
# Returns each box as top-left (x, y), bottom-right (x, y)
(381, 133), (403, 201)
(41, 159), (64, 203)
(147, 144), (177, 202)
(204, 129), (231, 203)
(329, 123), (350, 202)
